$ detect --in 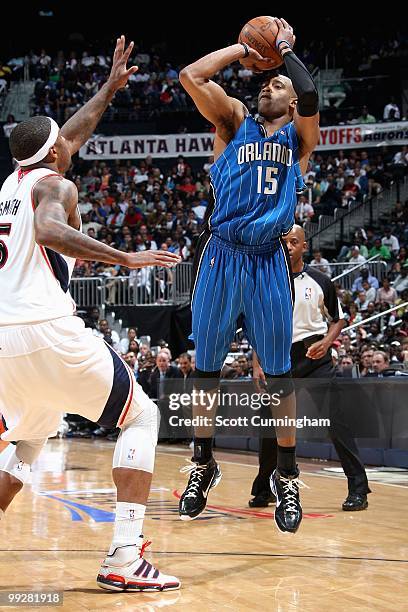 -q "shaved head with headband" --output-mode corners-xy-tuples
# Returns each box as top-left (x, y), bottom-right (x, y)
(9, 116), (65, 170)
